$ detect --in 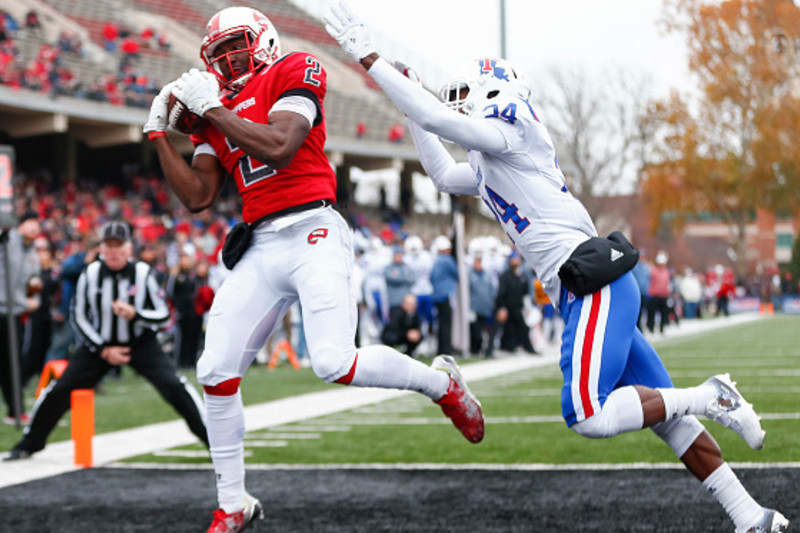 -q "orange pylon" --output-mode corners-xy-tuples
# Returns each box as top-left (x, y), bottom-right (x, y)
(267, 339), (300, 370)
(35, 359), (69, 398)
(71, 389), (94, 468)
